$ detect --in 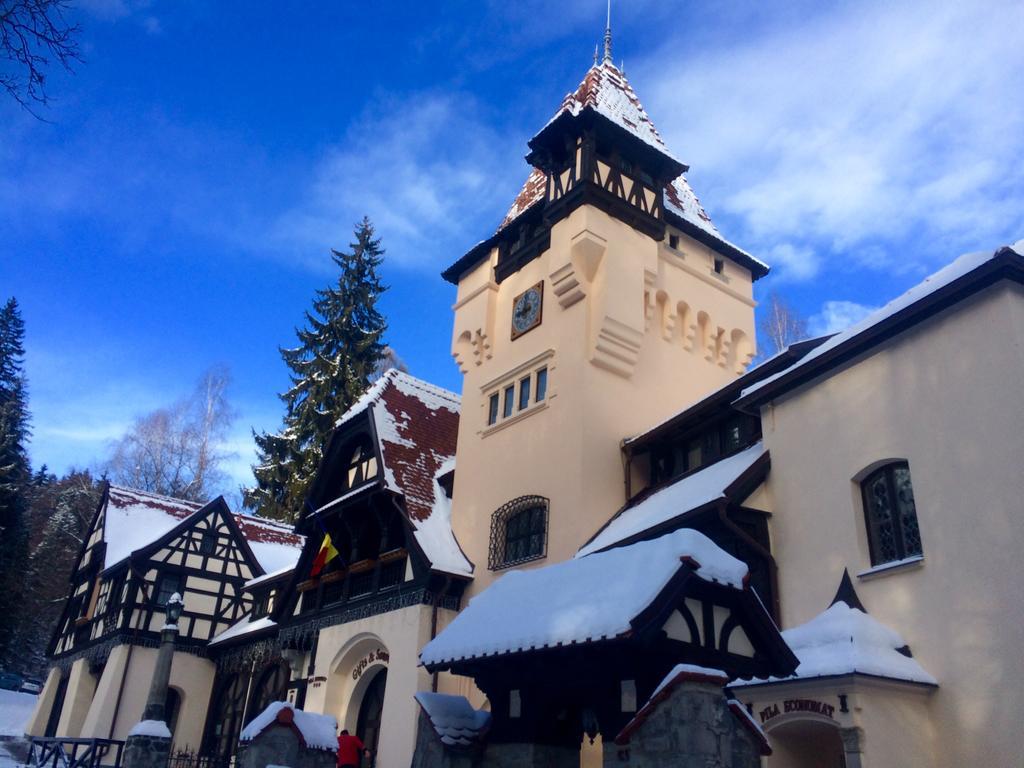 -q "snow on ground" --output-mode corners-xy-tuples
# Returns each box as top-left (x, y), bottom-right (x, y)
(0, 690), (36, 737)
